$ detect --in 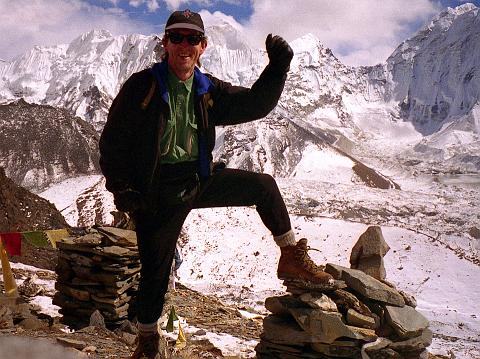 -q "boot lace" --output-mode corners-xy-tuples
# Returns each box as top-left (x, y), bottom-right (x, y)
(295, 240), (325, 273)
